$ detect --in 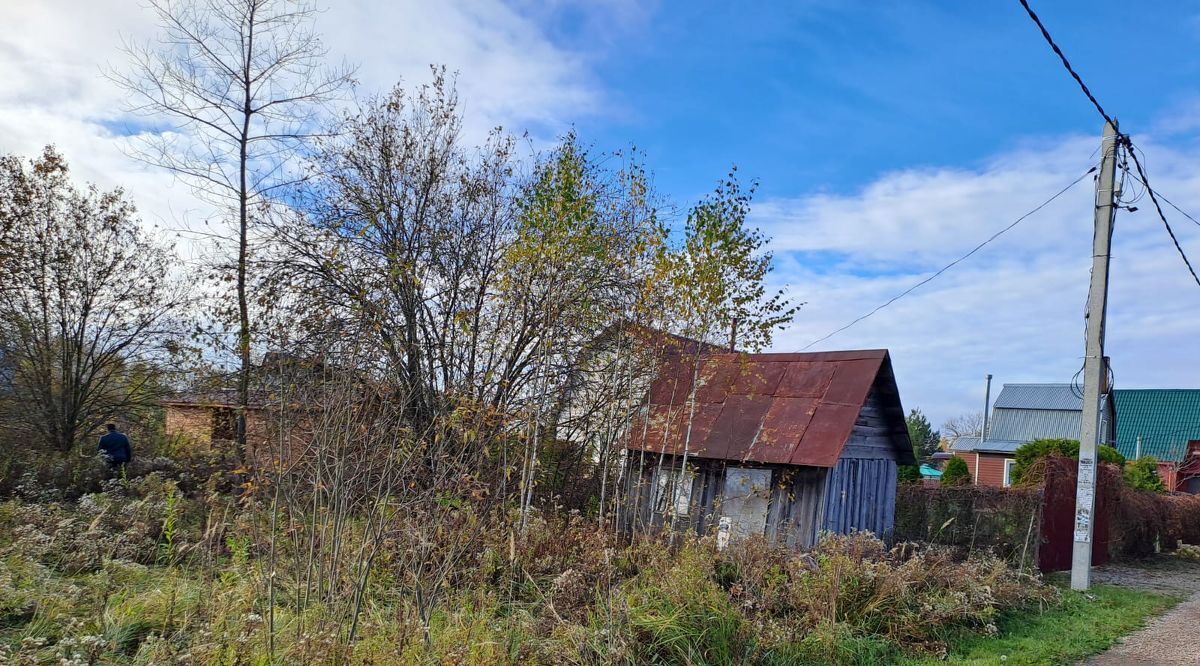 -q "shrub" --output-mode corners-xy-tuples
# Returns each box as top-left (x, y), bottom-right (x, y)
(941, 457), (971, 486)
(1011, 438), (1124, 485)
(1124, 457), (1166, 493)
(622, 542), (751, 664)
(897, 464), (921, 484)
